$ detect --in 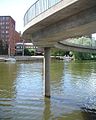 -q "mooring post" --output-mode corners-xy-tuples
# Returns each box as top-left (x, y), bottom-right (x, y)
(44, 47), (51, 98)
